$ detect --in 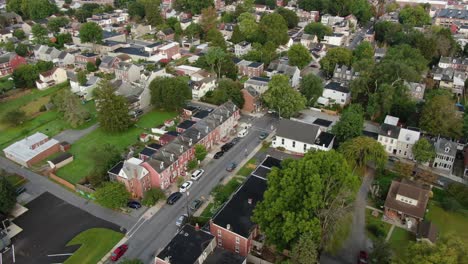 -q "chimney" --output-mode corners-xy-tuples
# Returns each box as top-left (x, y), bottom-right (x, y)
(248, 198), (253, 205)
(387, 130), (391, 136)
(195, 223), (200, 231)
(226, 224), (231, 230)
